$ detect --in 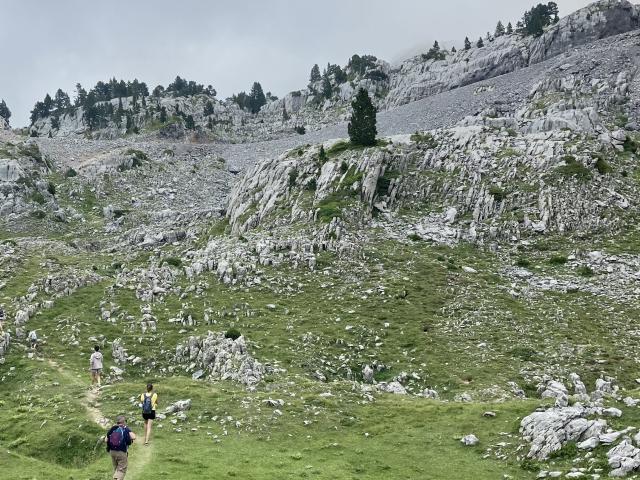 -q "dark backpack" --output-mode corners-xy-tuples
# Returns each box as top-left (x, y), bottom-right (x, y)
(142, 393), (153, 414)
(107, 427), (127, 451)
